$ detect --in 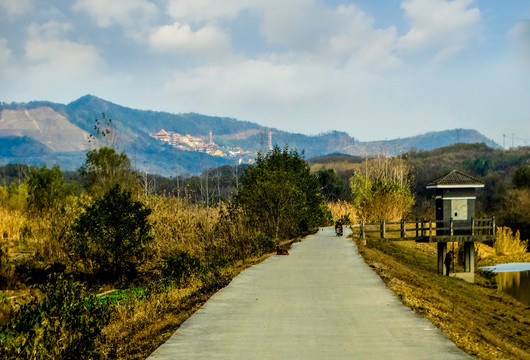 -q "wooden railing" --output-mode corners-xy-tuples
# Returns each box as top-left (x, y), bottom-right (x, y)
(352, 217), (495, 242)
